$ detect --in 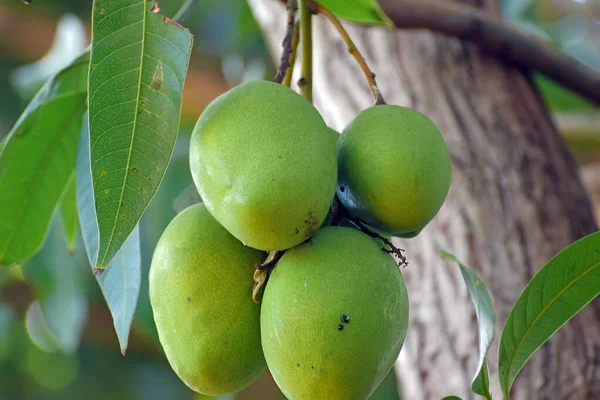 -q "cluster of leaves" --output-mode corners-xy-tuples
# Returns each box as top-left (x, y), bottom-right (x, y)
(0, 0), (193, 354)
